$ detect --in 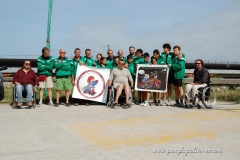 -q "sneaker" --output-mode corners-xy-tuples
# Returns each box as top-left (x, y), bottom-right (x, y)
(55, 103), (59, 107)
(27, 102), (32, 107)
(17, 102), (23, 107)
(165, 100), (172, 106)
(178, 102), (184, 107)
(158, 100), (163, 106)
(38, 101), (42, 107)
(171, 102), (179, 107)
(143, 102), (149, 107)
(162, 101), (167, 106)
(152, 100), (159, 106)
(74, 103), (79, 106)
(140, 101), (145, 106)
(66, 103), (70, 107)
(49, 101), (55, 106)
